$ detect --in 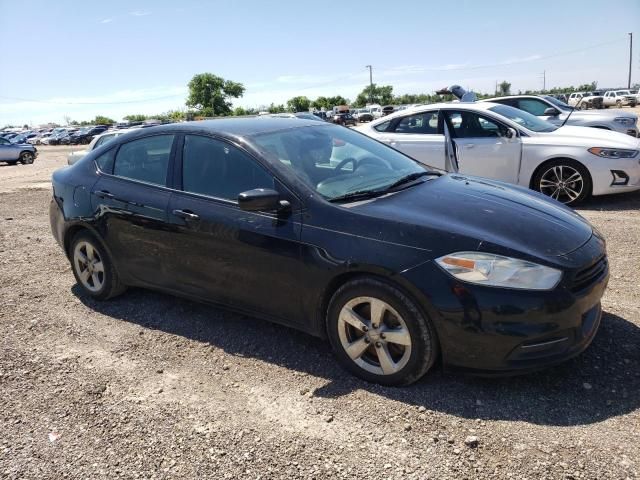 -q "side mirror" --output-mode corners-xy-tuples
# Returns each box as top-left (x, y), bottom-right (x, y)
(505, 127), (517, 139)
(543, 107), (559, 116)
(238, 188), (288, 212)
